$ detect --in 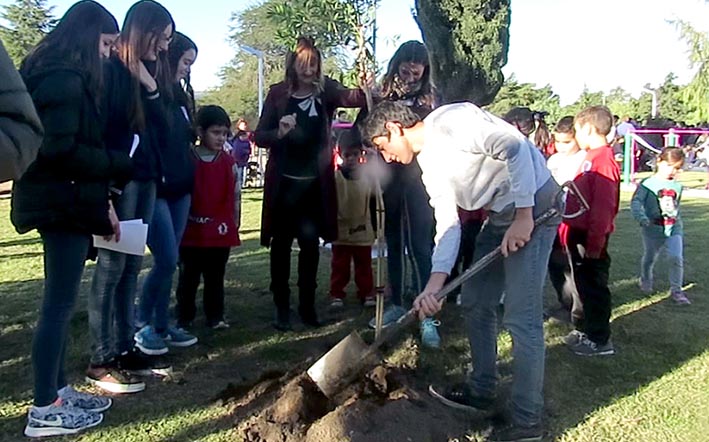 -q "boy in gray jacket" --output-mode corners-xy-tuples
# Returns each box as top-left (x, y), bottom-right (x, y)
(0, 40), (42, 182)
(360, 101), (560, 442)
